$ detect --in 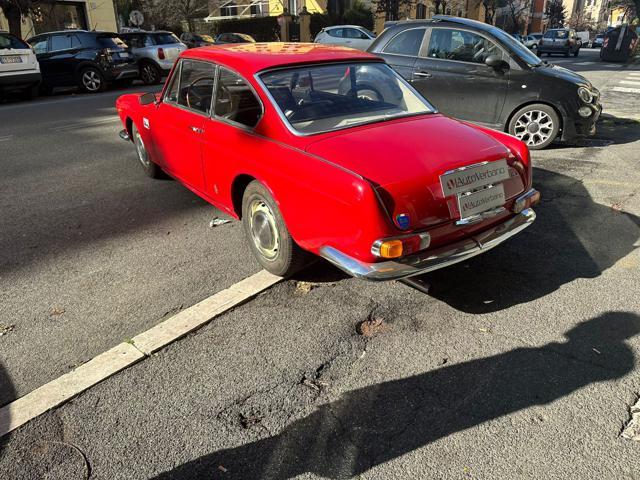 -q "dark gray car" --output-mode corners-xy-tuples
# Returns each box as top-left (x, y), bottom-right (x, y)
(367, 16), (601, 149)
